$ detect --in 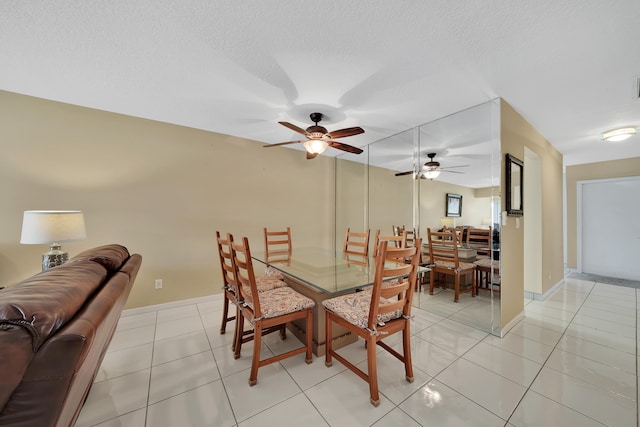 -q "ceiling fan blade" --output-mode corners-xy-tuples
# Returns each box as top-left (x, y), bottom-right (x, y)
(327, 140), (364, 154)
(263, 140), (302, 148)
(327, 127), (364, 139)
(395, 170), (414, 176)
(441, 169), (464, 174)
(306, 151), (319, 160)
(279, 121), (310, 137)
(438, 165), (469, 170)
